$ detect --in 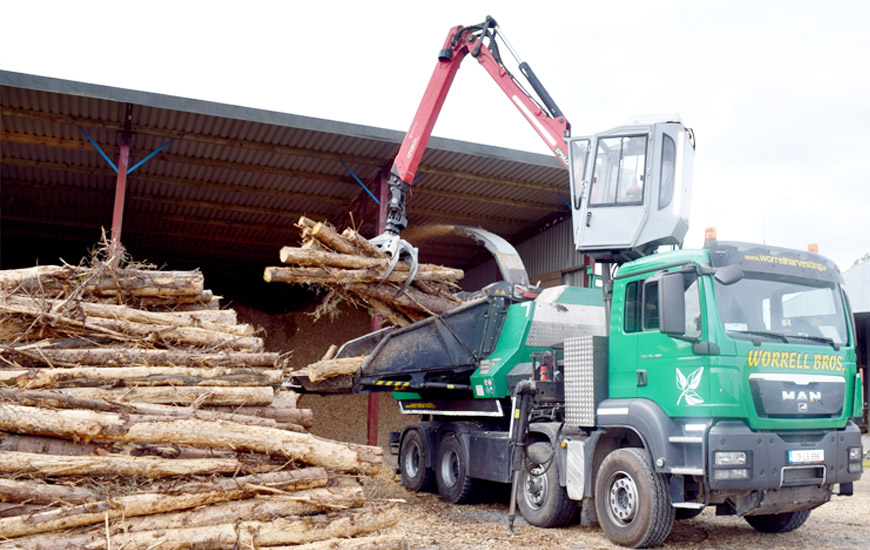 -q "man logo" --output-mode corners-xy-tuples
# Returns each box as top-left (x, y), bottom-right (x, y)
(782, 390), (822, 403)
